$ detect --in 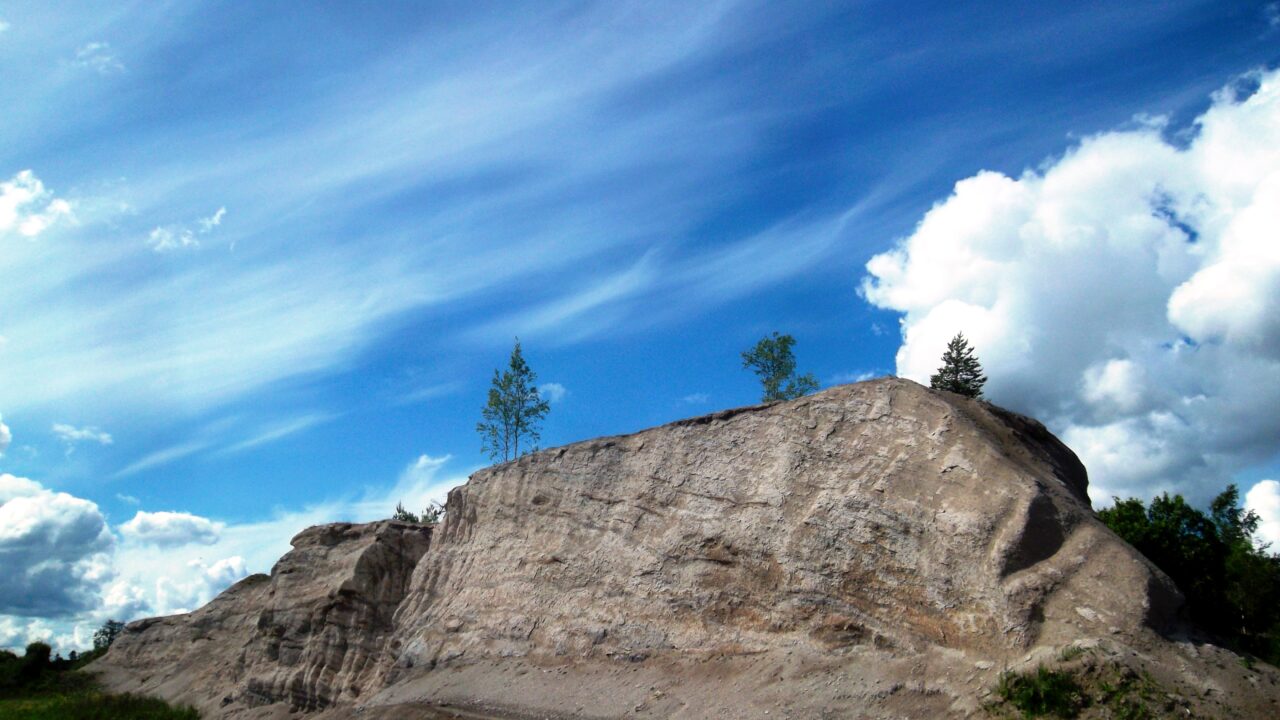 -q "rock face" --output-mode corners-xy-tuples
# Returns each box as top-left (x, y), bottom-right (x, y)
(95, 379), (1280, 718)
(96, 521), (431, 717)
(392, 379), (1172, 667)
